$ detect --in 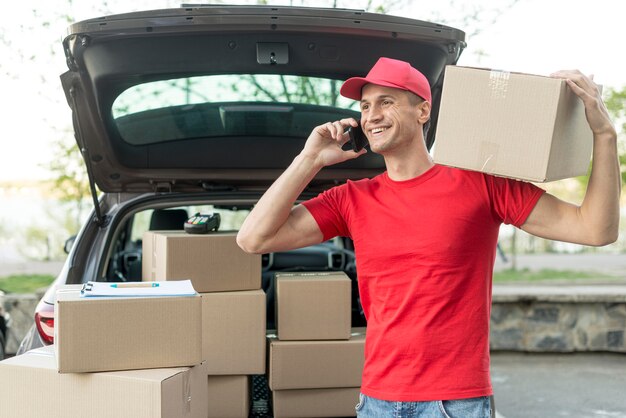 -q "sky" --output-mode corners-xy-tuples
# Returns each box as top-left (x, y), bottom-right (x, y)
(0, 0), (624, 182)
